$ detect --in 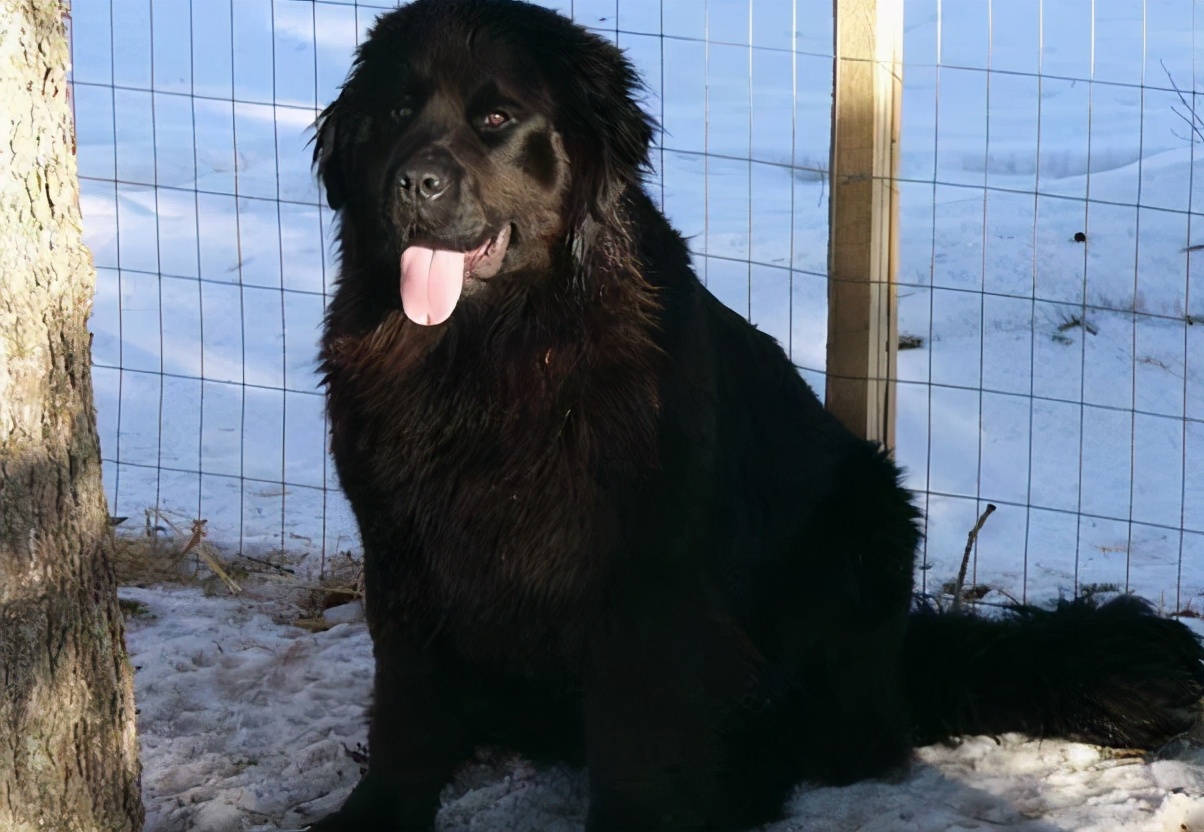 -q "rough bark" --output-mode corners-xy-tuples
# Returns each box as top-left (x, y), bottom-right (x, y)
(0, 1), (144, 830)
